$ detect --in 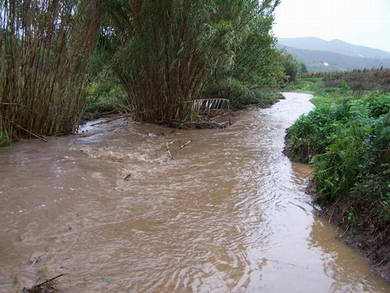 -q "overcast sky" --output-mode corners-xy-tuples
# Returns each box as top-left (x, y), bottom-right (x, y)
(274, 0), (390, 52)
